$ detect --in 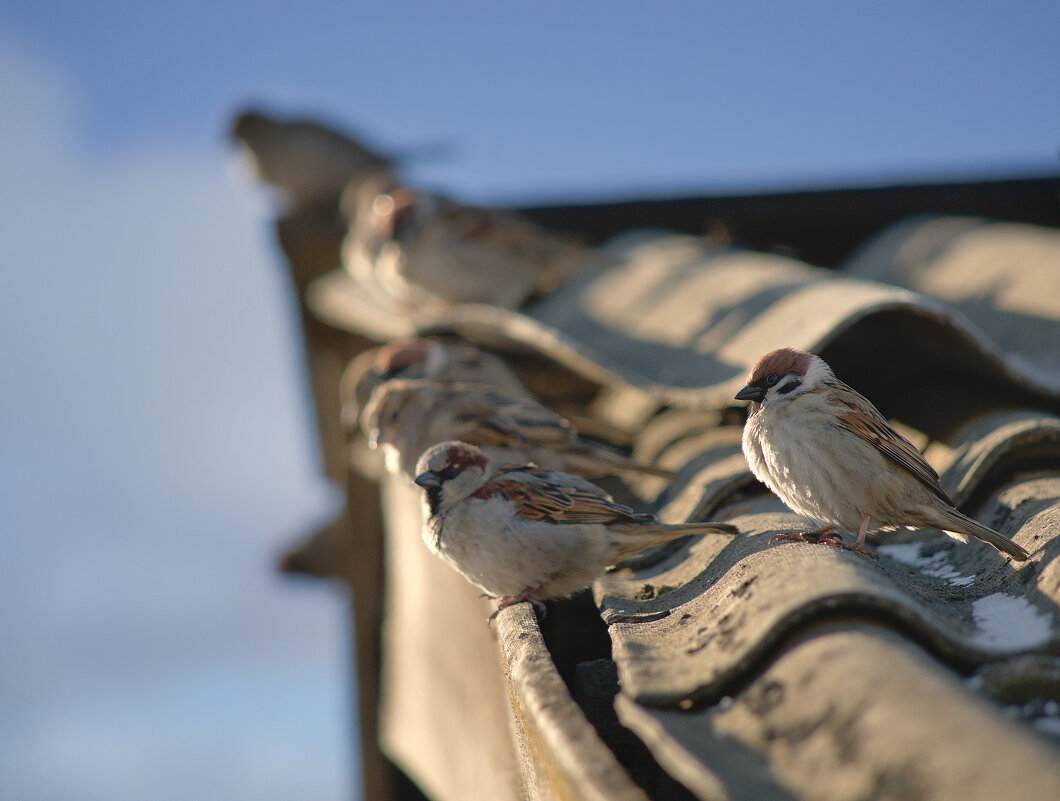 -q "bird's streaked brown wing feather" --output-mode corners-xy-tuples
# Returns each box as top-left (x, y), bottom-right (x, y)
(473, 468), (648, 525)
(449, 395), (533, 449)
(827, 380), (954, 505)
(496, 399), (574, 447)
